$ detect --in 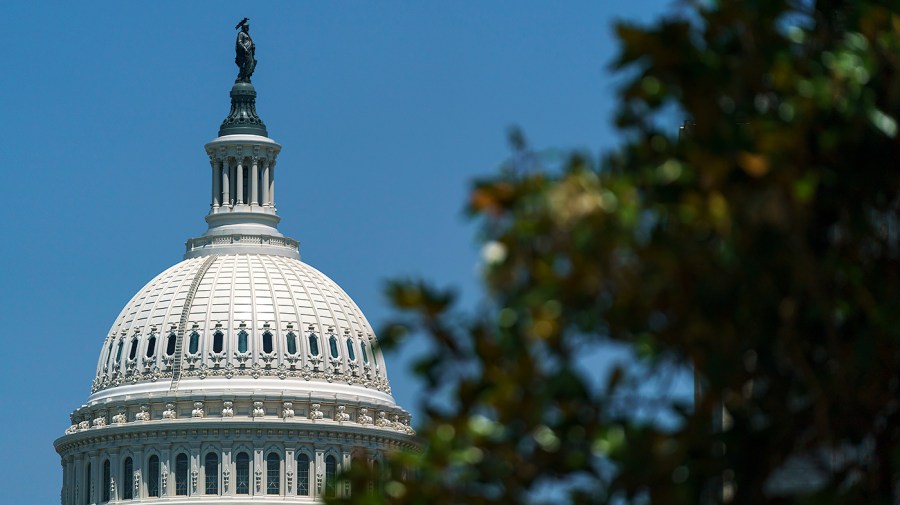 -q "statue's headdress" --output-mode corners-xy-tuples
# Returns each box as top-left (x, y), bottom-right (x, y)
(235, 17), (249, 30)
